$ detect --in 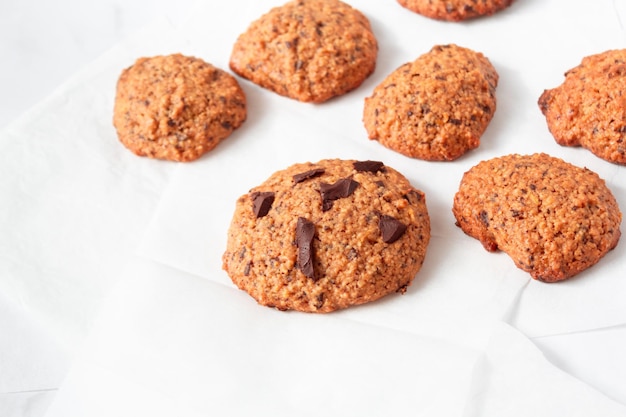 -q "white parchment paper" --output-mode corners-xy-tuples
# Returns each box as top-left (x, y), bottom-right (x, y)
(0, 18), (191, 348)
(1, 0), (625, 415)
(139, 0), (626, 340)
(44, 258), (626, 417)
